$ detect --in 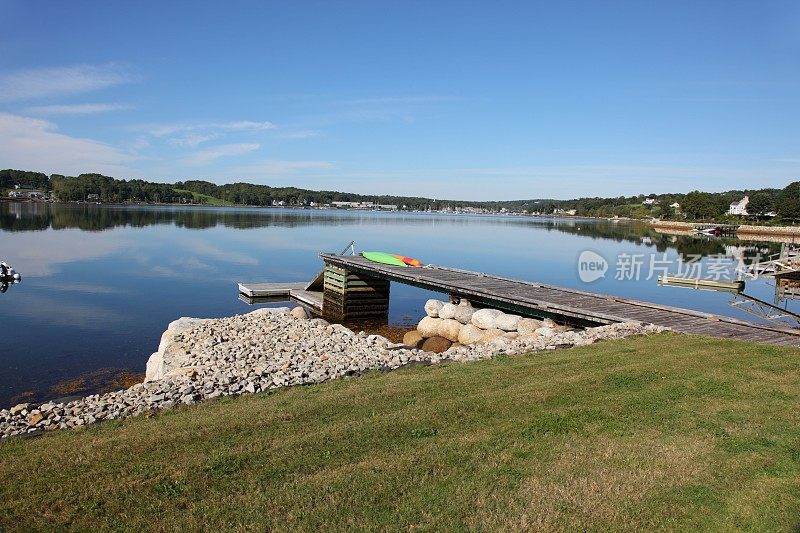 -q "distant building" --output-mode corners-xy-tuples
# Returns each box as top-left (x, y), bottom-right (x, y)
(8, 190), (46, 200)
(87, 193), (100, 201)
(643, 197), (659, 205)
(727, 196), (749, 216)
(332, 201), (397, 210)
(554, 208), (577, 216)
